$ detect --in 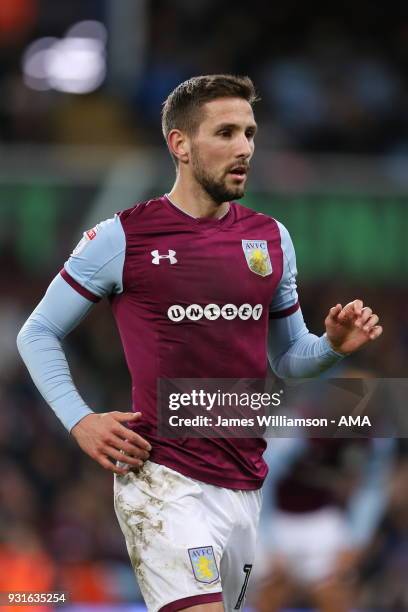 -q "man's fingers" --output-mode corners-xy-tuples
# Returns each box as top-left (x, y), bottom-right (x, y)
(110, 412), (152, 451)
(99, 455), (129, 475)
(343, 300), (362, 316)
(104, 445), (144, 467)
(353, 299), (364, 316)
(356, 307), (373, 327)
(110, 435), (150, 460)
(338, 299), (363, 322)
(113, 411), (142, 422)
(369, 325), (383, 340)
(328, 304), (342, 320)
(73, 411), (151, 474)
(361, 313), (379, 332)
(114, 423), (152, 451)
